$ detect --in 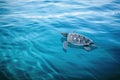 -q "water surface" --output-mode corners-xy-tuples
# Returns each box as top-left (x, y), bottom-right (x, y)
(0, 0), (120, 80)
